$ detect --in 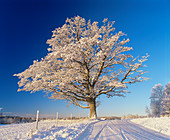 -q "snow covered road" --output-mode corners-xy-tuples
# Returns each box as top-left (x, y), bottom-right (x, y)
(1, 119), (170, 139)
(77, 120), (170, 140)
